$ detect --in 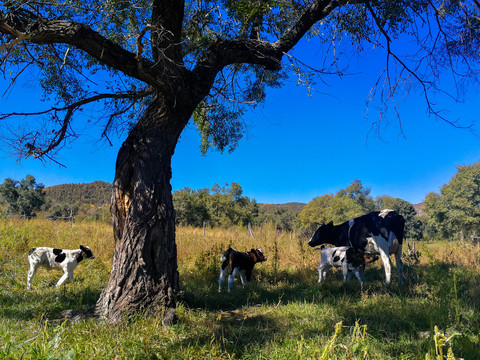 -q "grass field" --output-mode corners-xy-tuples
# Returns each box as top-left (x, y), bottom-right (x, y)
(0, 218), (479, 359)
